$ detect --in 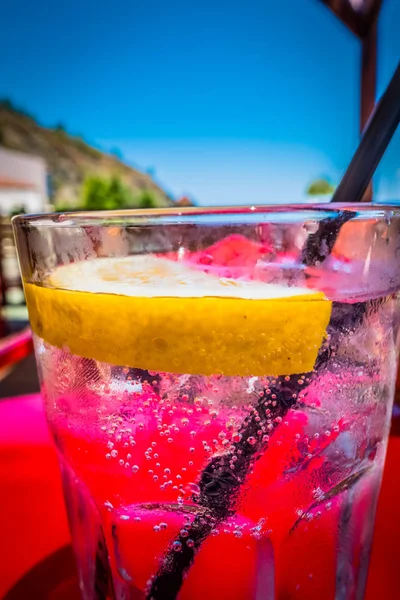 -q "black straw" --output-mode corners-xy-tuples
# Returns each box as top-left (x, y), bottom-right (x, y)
(302, 61), (400, 268)
(332, 60), (400, 205)
(301, 209), (354, 266)
(147, 377), (301, 599)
